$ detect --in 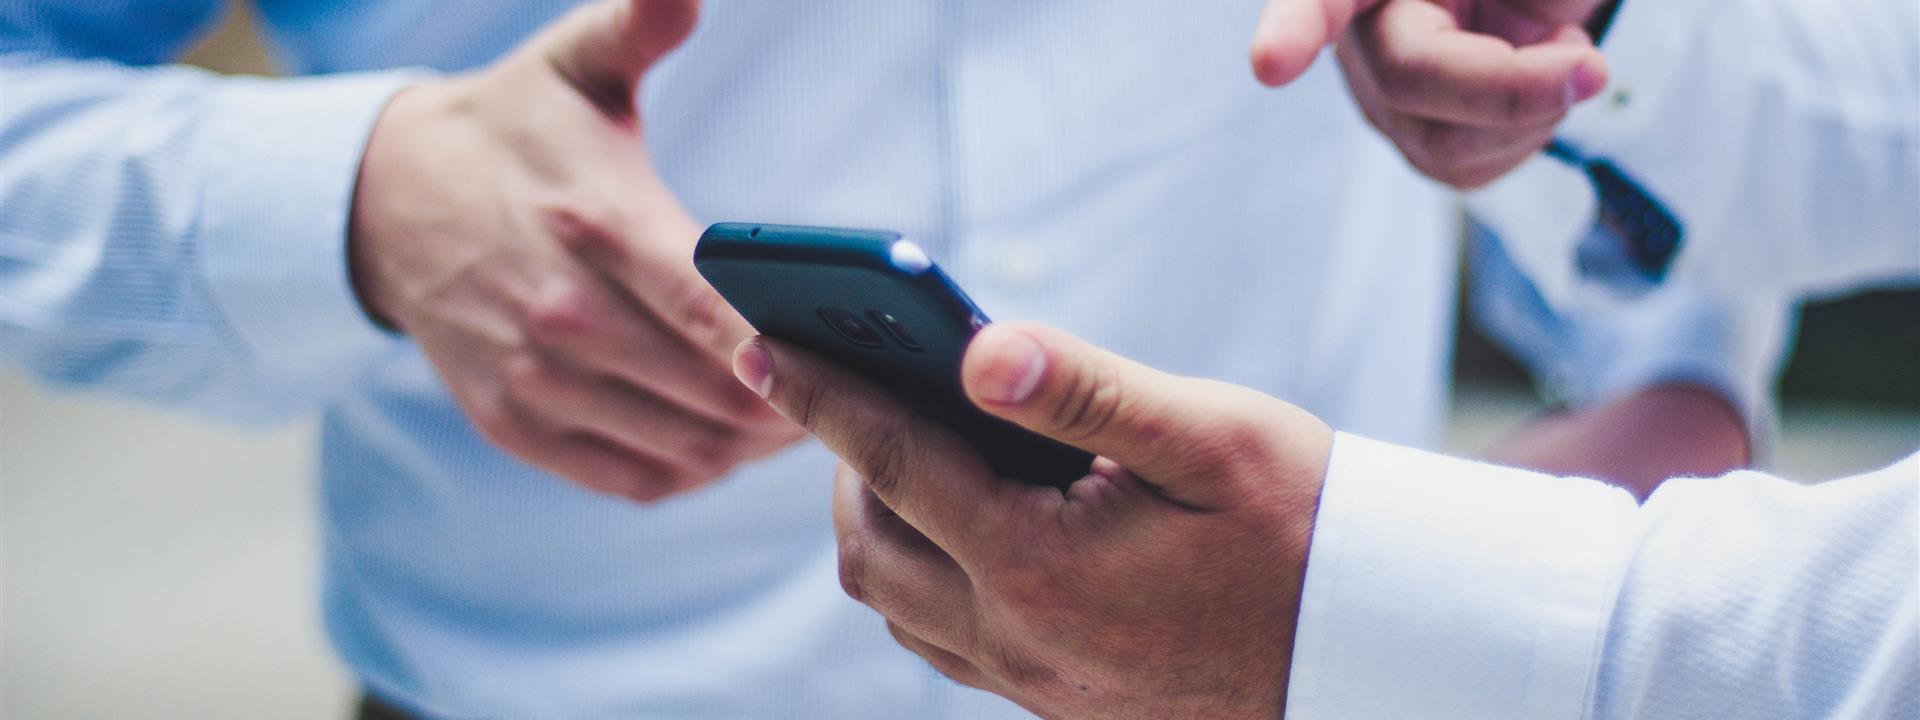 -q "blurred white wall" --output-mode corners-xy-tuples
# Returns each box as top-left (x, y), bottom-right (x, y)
(1, 372), (350, 719)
